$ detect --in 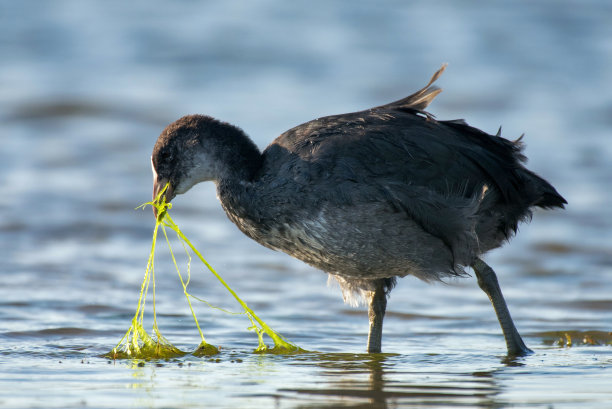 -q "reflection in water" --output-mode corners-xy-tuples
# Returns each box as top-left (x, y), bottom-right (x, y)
(281, 353), (503, 408)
